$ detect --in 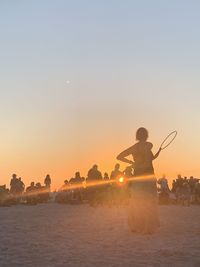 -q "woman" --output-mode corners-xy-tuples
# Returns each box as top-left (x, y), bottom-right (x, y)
(117, 127), (161, 234)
